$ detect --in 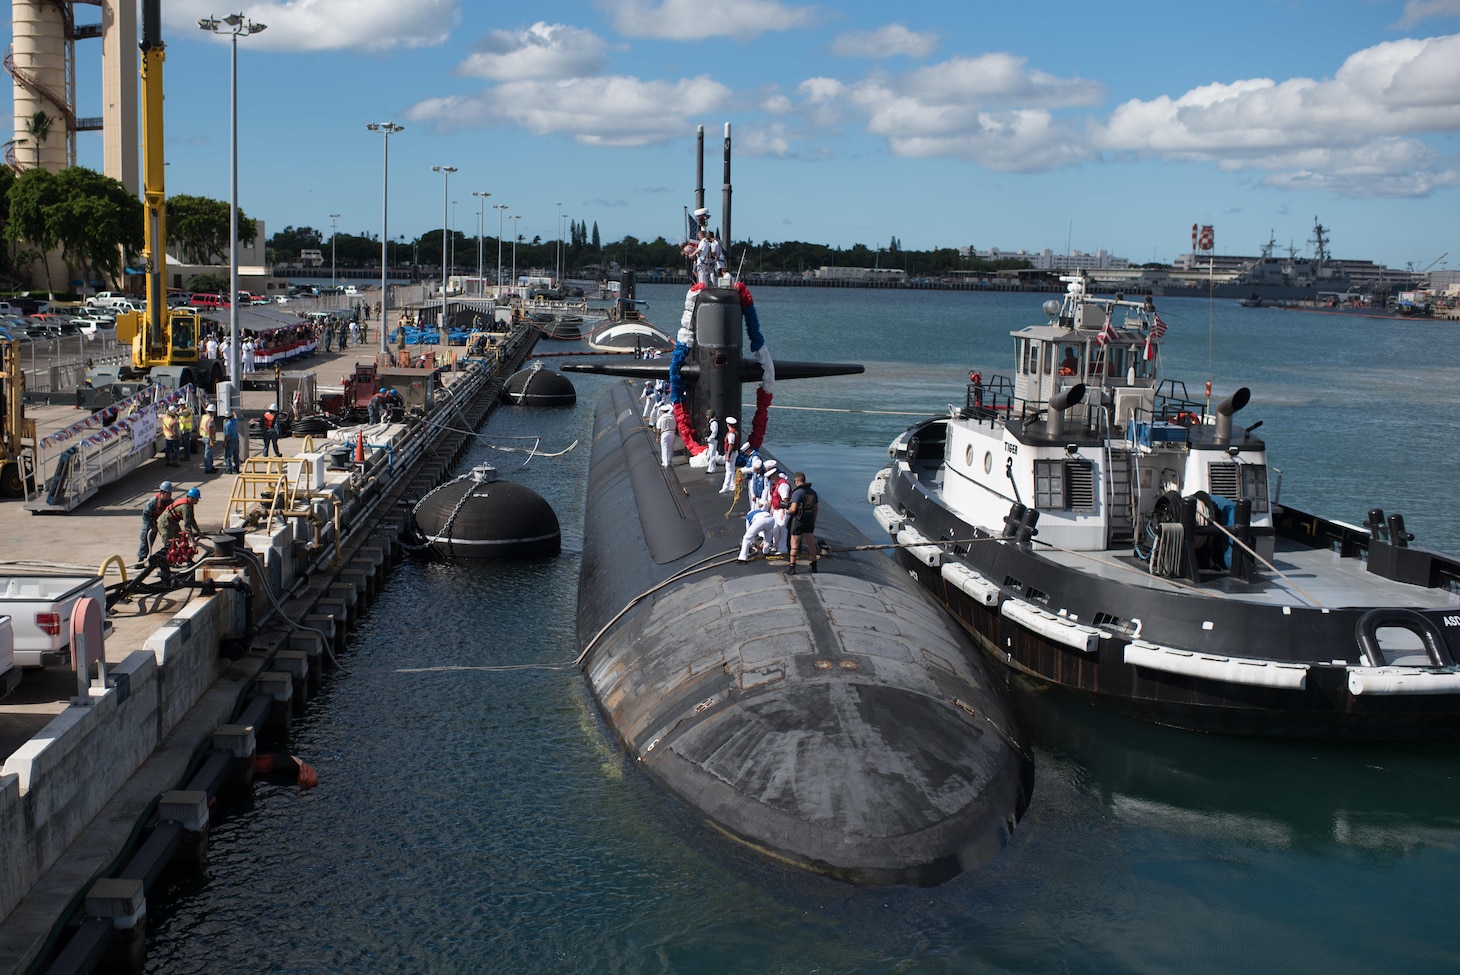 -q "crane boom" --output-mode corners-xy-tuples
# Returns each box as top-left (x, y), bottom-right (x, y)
(140, 0), (168, 357)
